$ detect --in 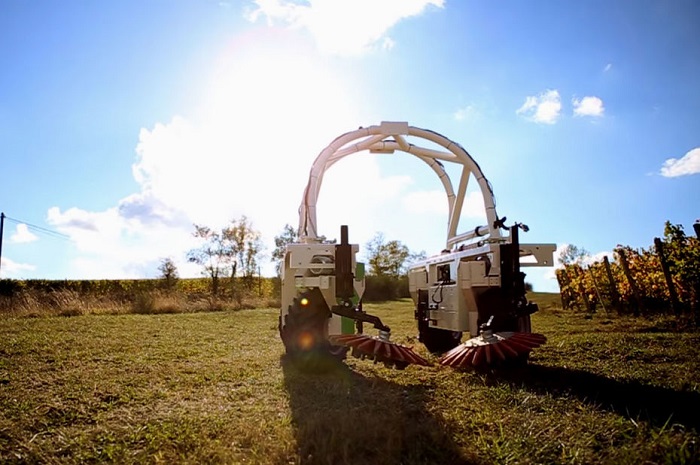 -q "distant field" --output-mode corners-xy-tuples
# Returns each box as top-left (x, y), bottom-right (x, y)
(1, 296), (698, 464)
